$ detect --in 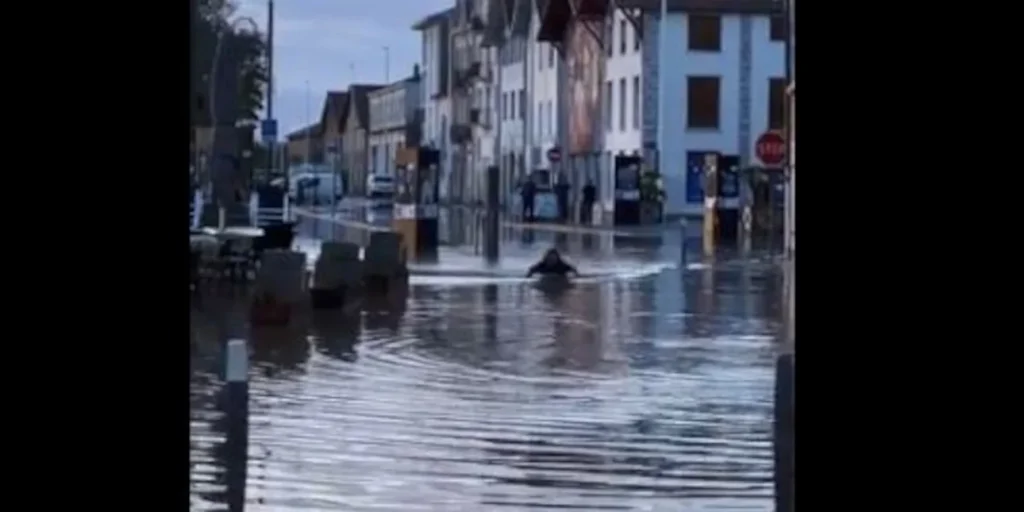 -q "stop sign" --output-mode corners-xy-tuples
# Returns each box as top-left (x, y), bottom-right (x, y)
(755, 131), (786, 166)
